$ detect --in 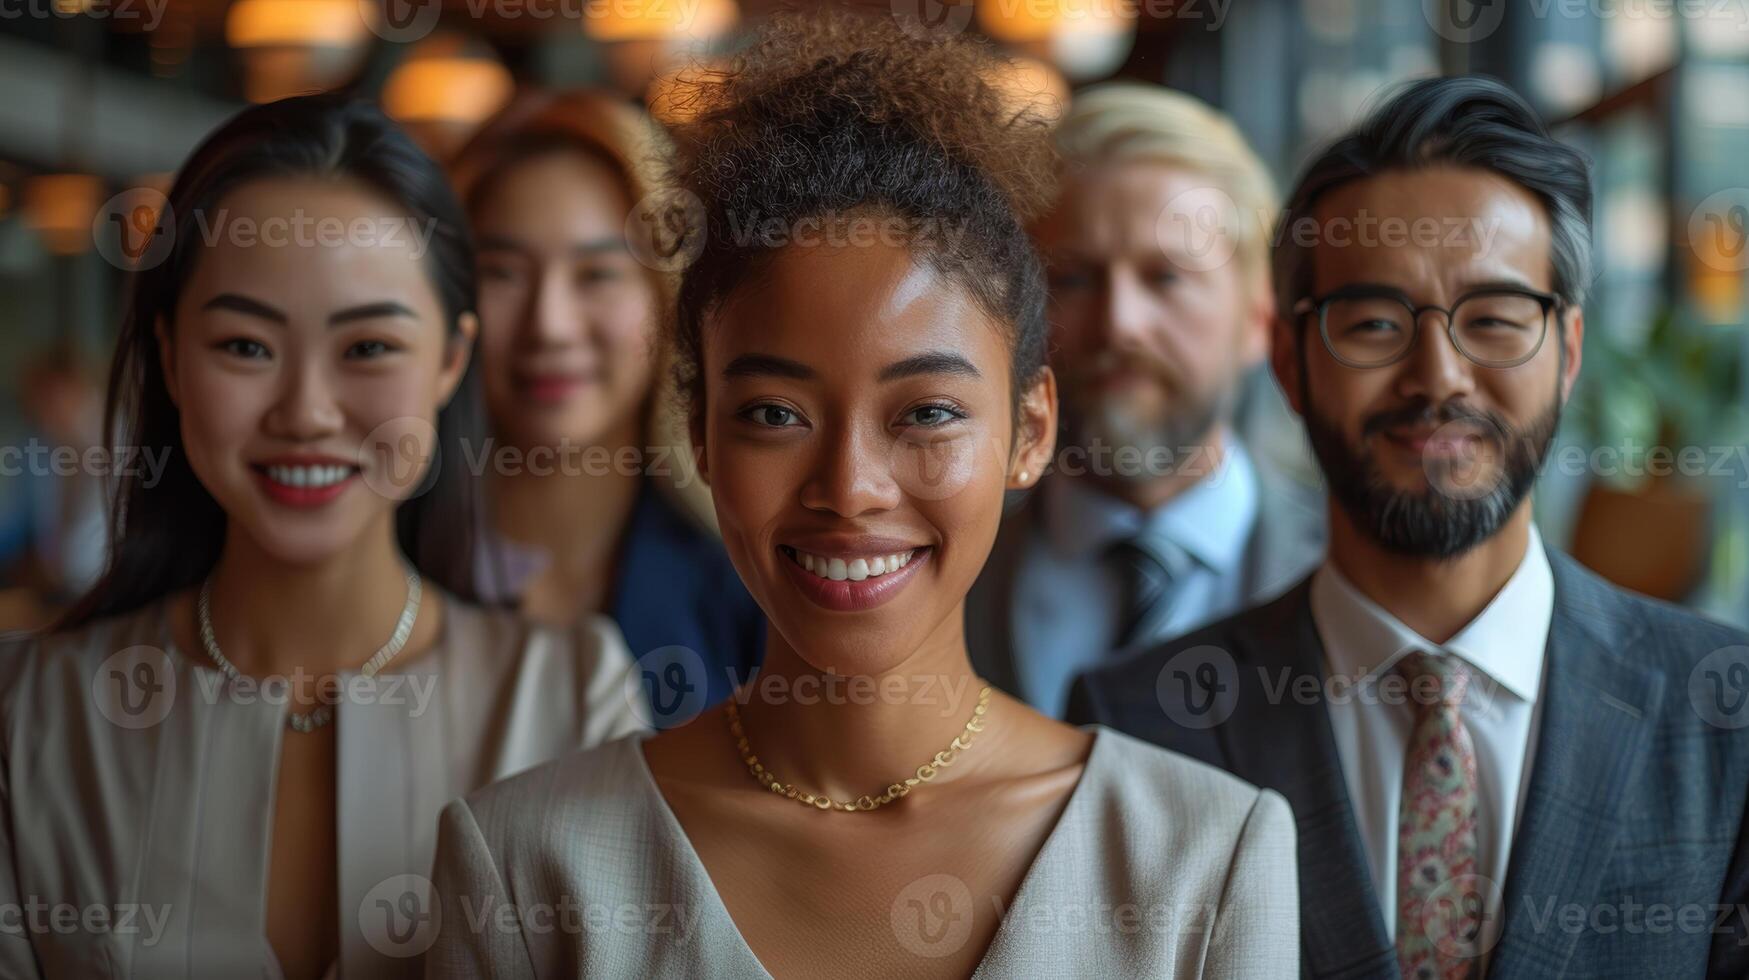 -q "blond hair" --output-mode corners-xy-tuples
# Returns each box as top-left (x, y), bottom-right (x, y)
(1053, 82), (1277, 286)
